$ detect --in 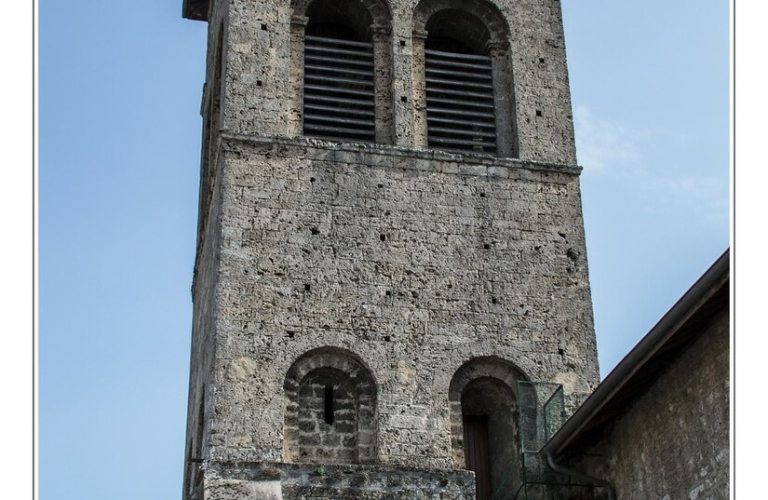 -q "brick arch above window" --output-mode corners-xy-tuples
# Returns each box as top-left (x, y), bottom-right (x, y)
(283, 347), (378, 464)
